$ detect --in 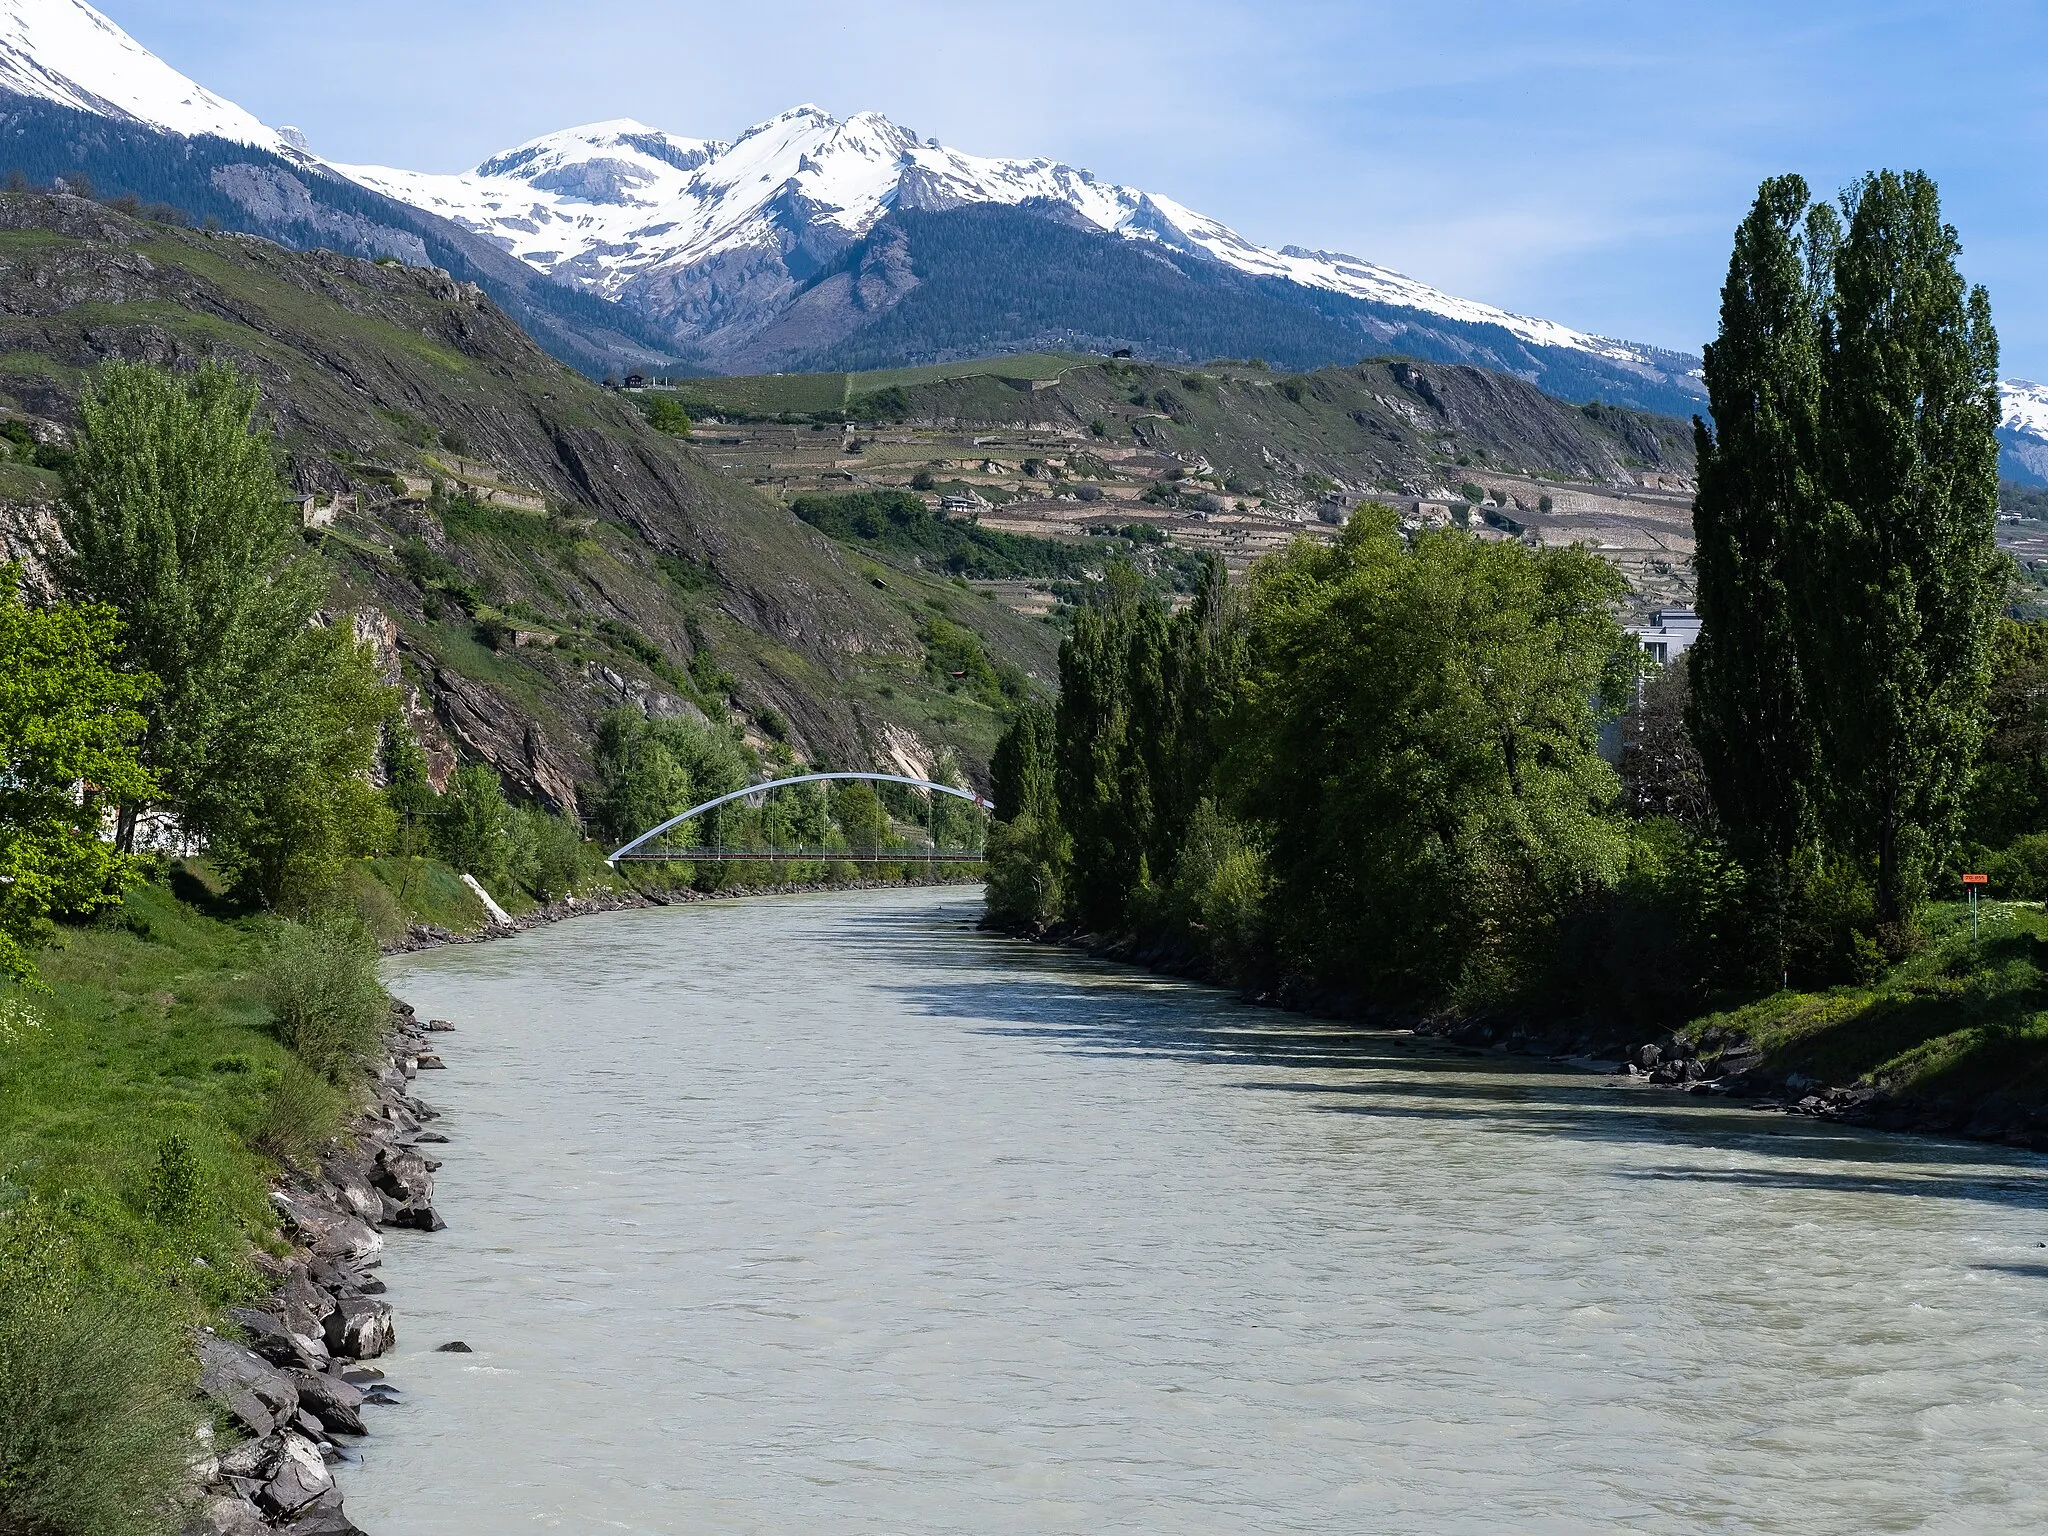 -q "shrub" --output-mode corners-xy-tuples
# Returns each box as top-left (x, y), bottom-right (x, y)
(262, 914), (385, 1084)
(254, 1057), (348, 1163)
(140, 1133), (208, 1229)
(0, 1203), (196, 1536)
(508, 807), (584, 903)
(984, 813), (1068, 928)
